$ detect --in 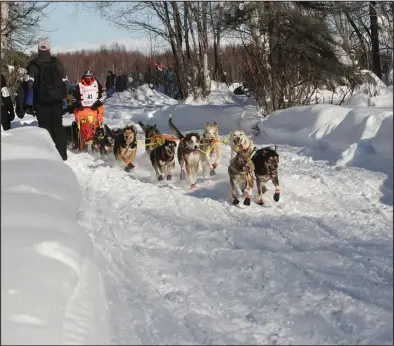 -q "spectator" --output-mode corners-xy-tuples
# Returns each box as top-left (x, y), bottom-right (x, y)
(26, 39), (68, 160)
(1, 73), (15, 131)
(105, 70), (115, 97)
(15, 74), (35, 119)
(115, 70), (127, 92)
